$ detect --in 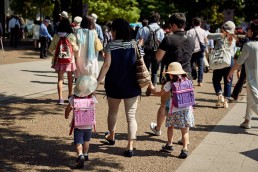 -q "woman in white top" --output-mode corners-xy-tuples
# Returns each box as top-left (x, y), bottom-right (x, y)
(74, 15), (99, 79)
